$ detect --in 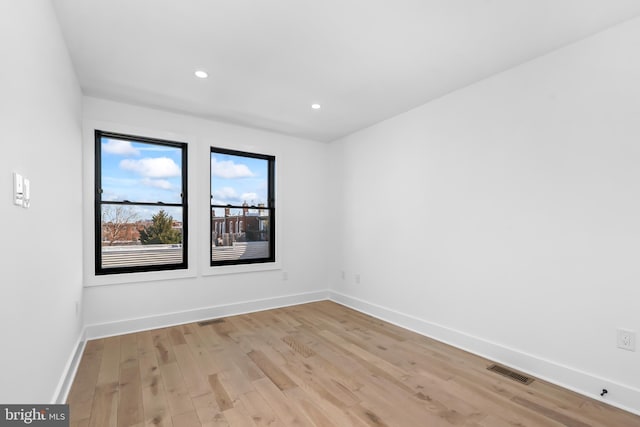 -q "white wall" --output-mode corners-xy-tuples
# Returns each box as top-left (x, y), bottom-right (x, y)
(0, 1), (83, 403)
(3, 1), (638, 414)
(328, 16), (640, 413)
(81, 98), (329, 336)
